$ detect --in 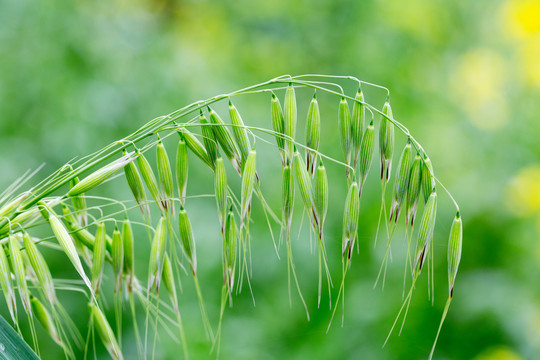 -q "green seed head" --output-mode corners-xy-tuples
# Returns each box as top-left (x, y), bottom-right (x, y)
(136, 150), (163, 213)
(215, 157), (228, 233)
(282, 165), (295, 226)
(92, 222), (107, 296)
(148, 217), (168, 292)
(156, 136), (175, 213)
(390, 140), (413, 223)
(23, 232), (56, 305)
(112, 226), (123, 294)
(49, 213), (92, 292)
(200, 113), (218, 168)
(69, 176), (88, 226)
(314, 161), (329, 231)
(0, 244), (16, 321)
(284, 84), (297, 161)
(122, 220), (135, 292)
(414, 190), (438, 273)
(68, 152), (136, 197)
(90, 303), (124, 360)
(352, 86), (365, 166)
(270, 92), (286, 162)
(178, 127), (214, 170)
(379, 99), (394, 182)
(208, 107), (242, 172)
(447, 211), (462, 297)
(162, 253), (177, 306)
(123, 150), (149, 216)
(8, 235), (31, 314)
(178, 207), (197, 275)
(224, 209), (237, 288)
(229, 100), (251, 167)
(176, 137), (189, 206)
(31, 296), (62, 346)
(358, 119), (375, 190)
(305, 92), (320, 175)
(293, 150), (314, 212)
(406, 153), (423, 227)
(422, 155), (435, 204)
(240, 149), (257, 225)
(338, 97), (352, 169)
(342, 181), (360, 259)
